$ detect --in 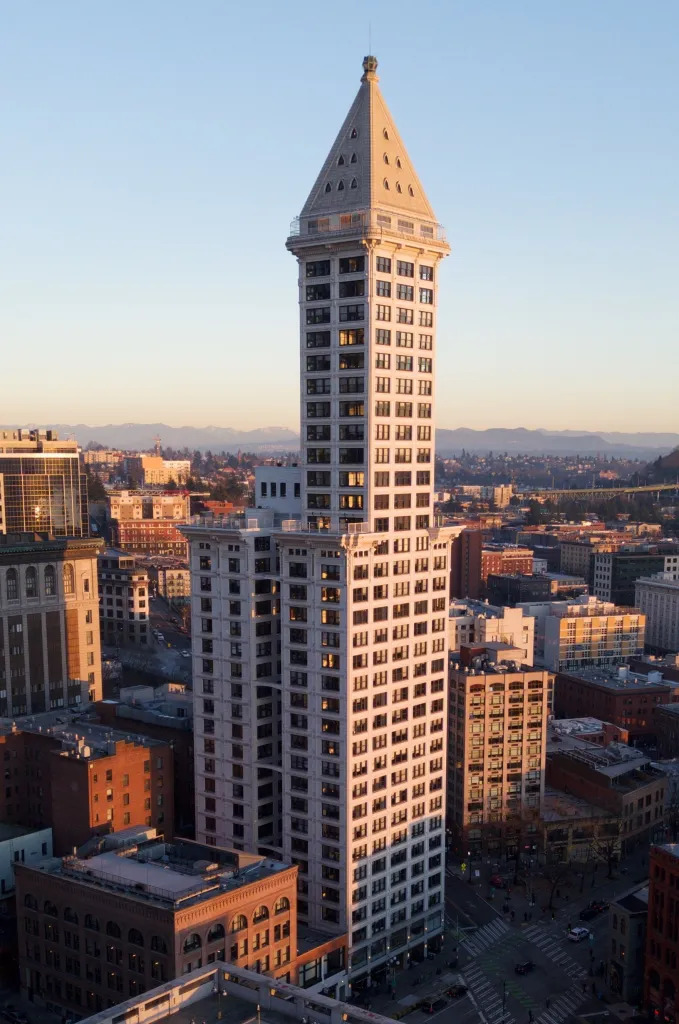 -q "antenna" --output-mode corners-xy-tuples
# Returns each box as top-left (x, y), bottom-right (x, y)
(368, 22), (372, 53)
